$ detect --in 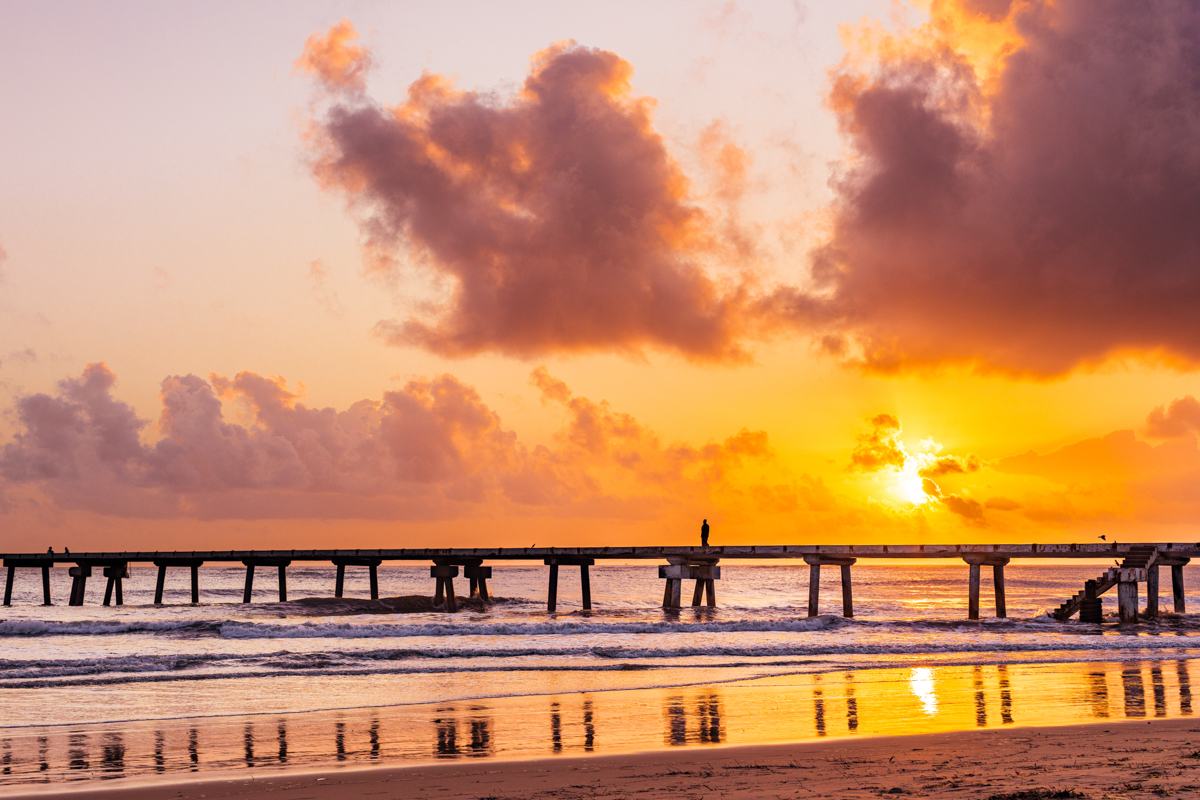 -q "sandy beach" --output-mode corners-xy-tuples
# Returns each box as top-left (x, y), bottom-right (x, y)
(11, 717), (1200, 800)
